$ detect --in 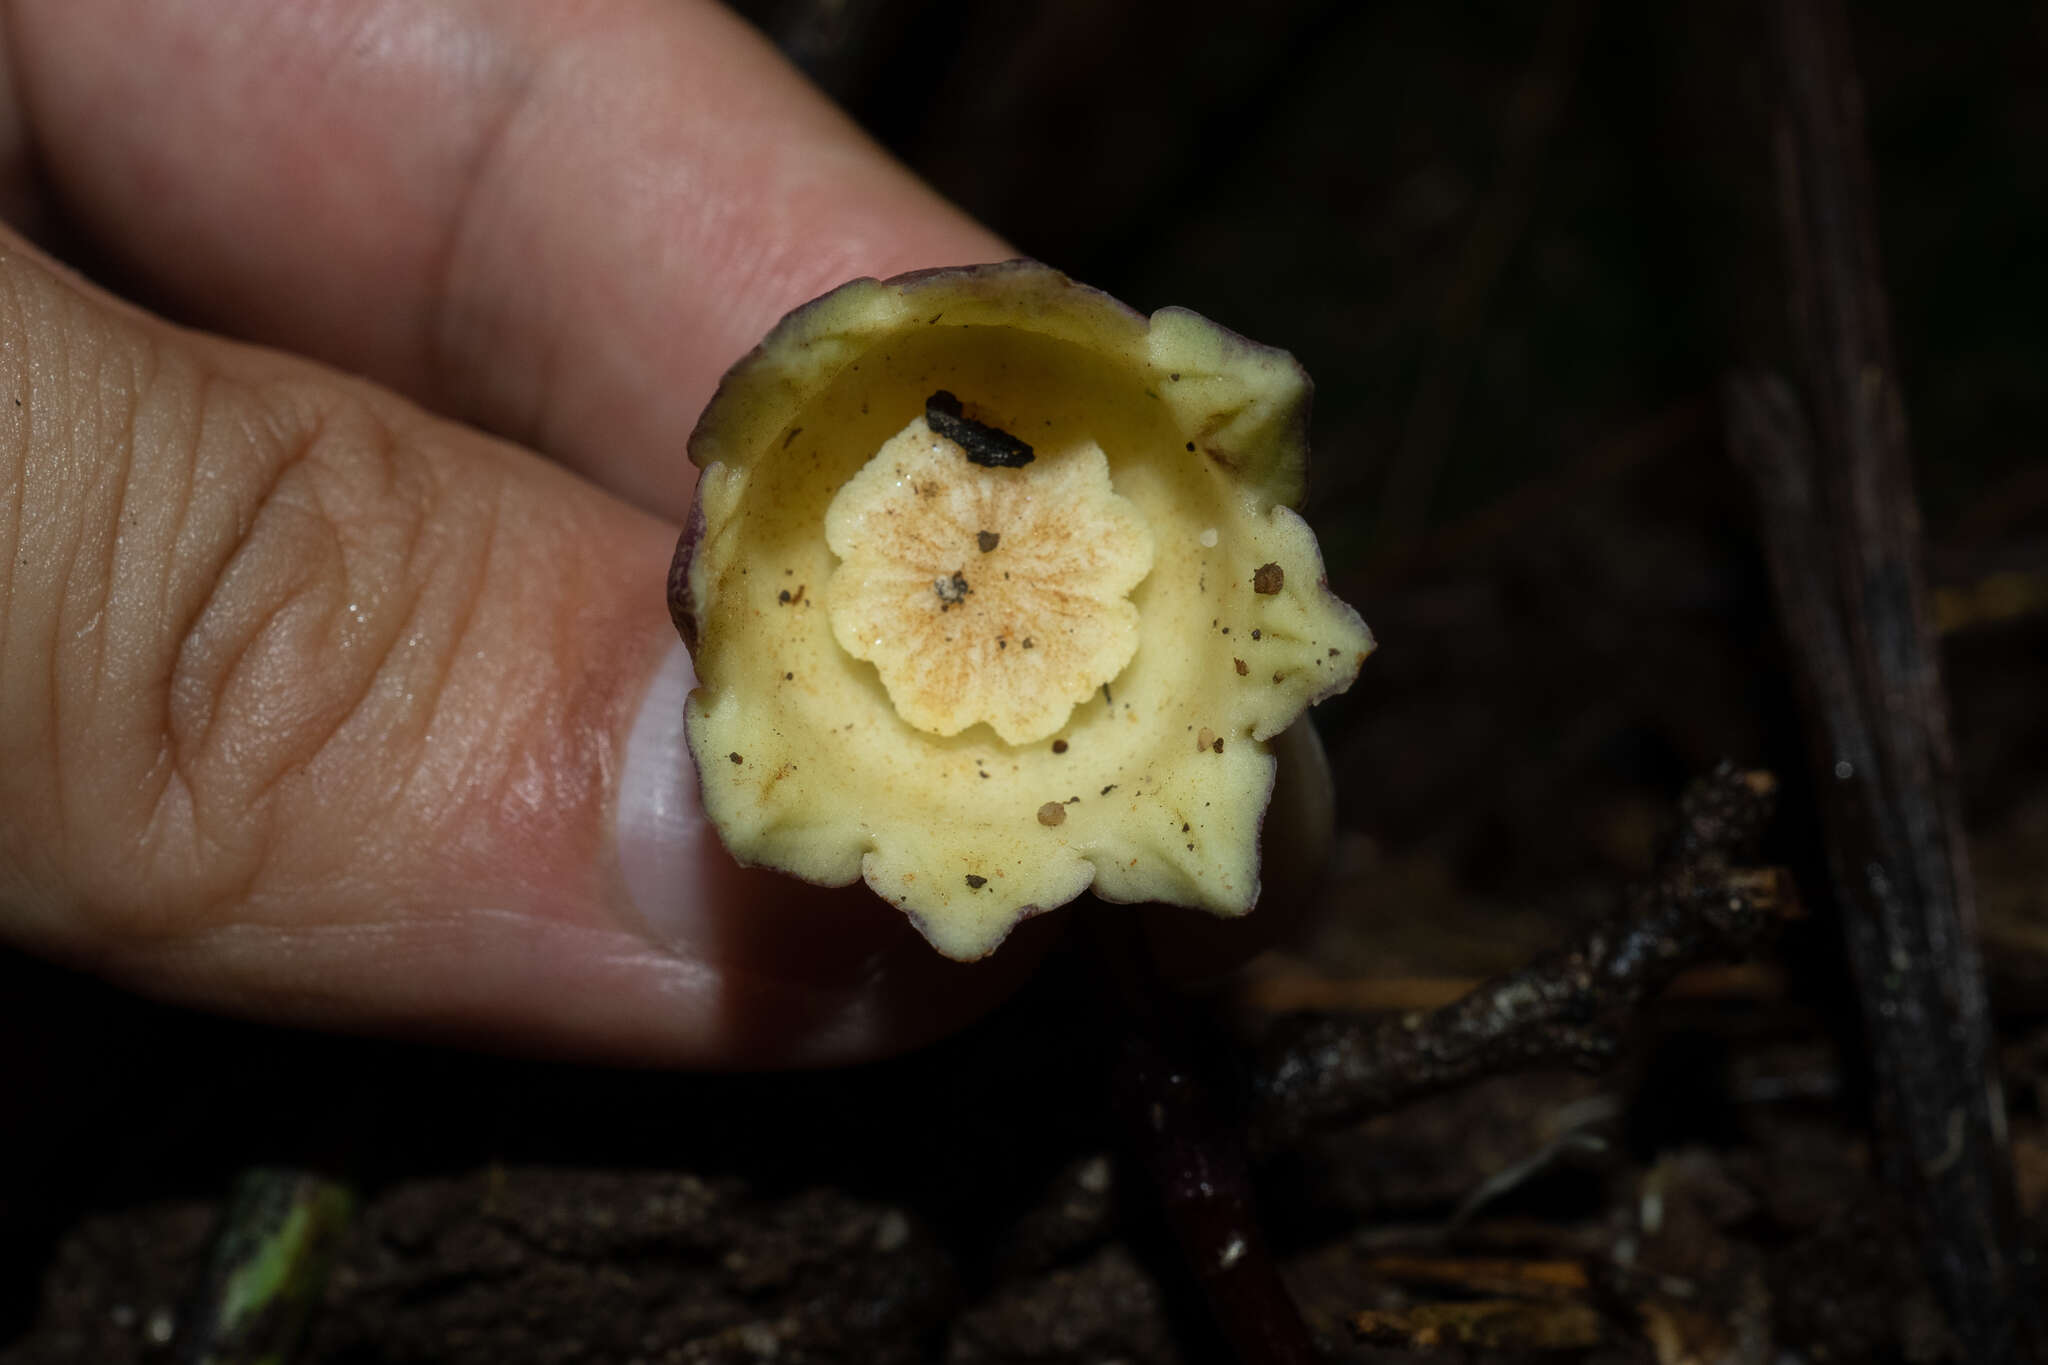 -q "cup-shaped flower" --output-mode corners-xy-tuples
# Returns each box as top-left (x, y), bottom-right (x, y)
(671, 261), (1372, 960)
